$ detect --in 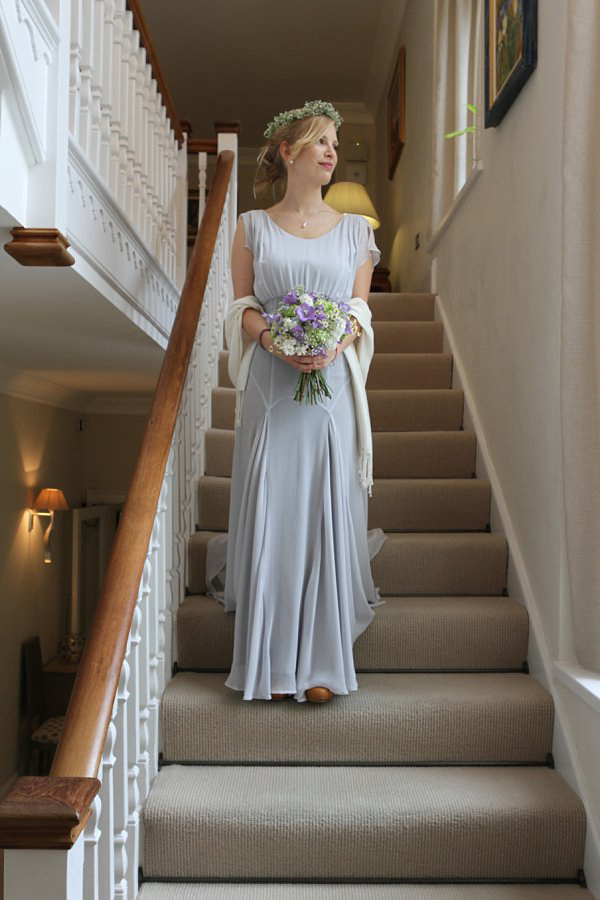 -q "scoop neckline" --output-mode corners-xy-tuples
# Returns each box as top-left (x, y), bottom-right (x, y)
(262, 209), (345, 241)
